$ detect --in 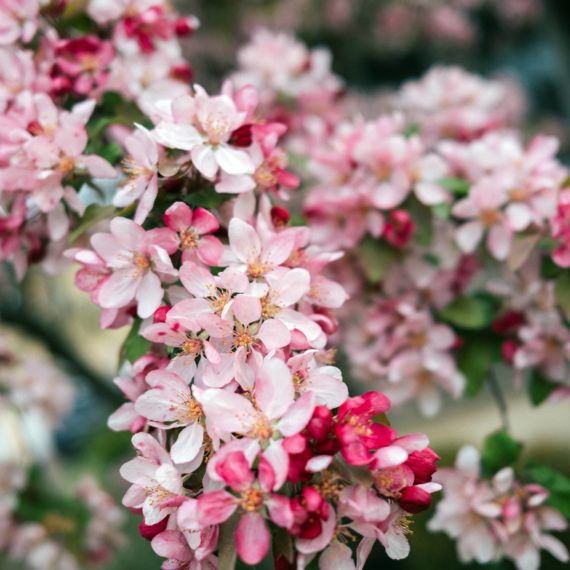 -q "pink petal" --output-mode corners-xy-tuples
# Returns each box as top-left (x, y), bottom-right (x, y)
(455, 221), (483, 253)
(171, 423), (204, 464)
(79, 154), (117, 178)
(216, 451), (254, 491)
(135, 271), (163, 318)
(197, 235), (223, 266)
(229, 218), (260, 263)
(215, 146), (254, 176)
(255, 357), (294, 420)
(267, 494), (294, 529)
(231, 295), (261, 326)
(257, 319), (291, 350)
(372, 446), (408, 469)
(192, 207), (220, 234)
(179, 261), (217, 297)
(197, 490), (238, 526)
(98, 269), (140, 309)
(164, 202), (194, 232)
(151, 530), (191, 562)
(276, 391), (316, 437)
(487, 224), (511, 260)
(236, 512), (270, 565)
(192, 145), (218, 179)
